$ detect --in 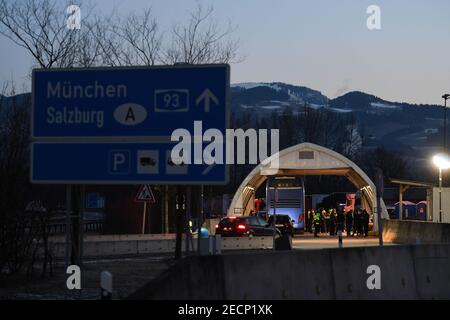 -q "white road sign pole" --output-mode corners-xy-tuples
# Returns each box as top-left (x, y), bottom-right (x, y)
(142, 201), (147, 234)
(65, 185), (72, 268)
